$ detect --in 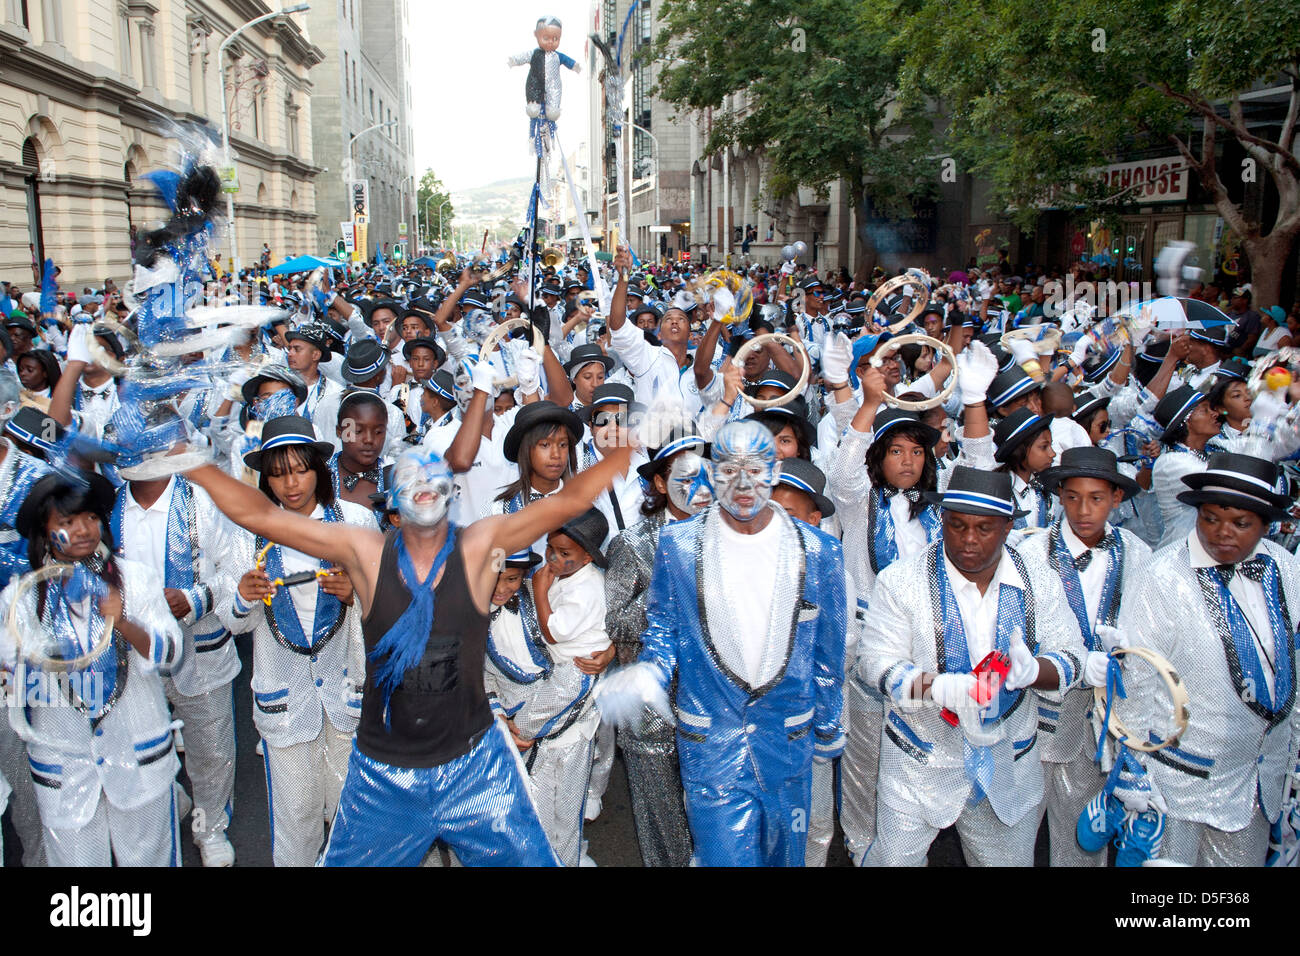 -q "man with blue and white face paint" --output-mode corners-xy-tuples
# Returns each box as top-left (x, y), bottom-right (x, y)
(185, 428), (637, 865)
(597, 419), (848, 866)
